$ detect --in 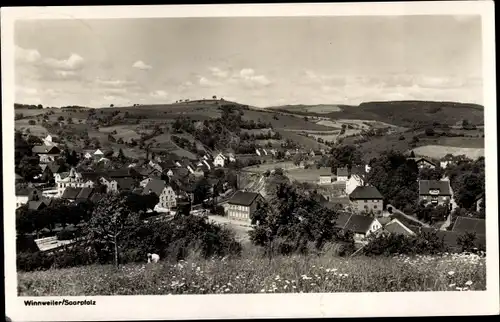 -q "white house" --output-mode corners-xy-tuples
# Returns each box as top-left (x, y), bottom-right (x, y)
(336, 167), (349, 181)
(365, 164), (371, 173)
(335, 214), (382, 243)
(143, 179), (177, 211)
(94, 149), (104, 157)
(213, 153), (227, 167)
(100, 177), (118, 193)
(84, 152), (93, 159)
(56, 168), (94, 197)
(227, 153), (236, 162)
(255, 149), (262, 156)
(345, 166), (367, 195)
(318, 168), (332, 185)
(140, 177), (153, 188)
(166, 169), (174, 177)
